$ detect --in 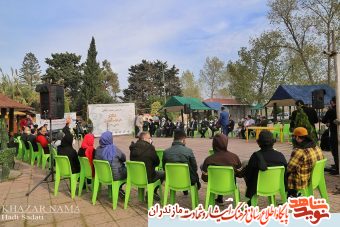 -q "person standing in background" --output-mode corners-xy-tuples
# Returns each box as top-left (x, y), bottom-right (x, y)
(322, 96), (339, 175)
(219, 106), (229, 136)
